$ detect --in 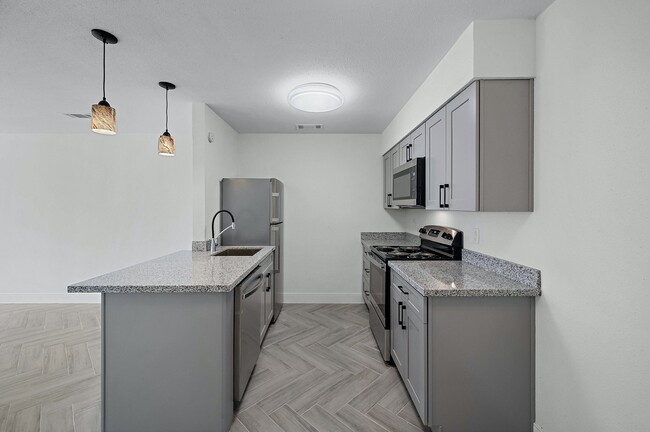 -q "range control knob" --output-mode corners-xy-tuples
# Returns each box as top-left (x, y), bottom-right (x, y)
(419, 228), (427, 234)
